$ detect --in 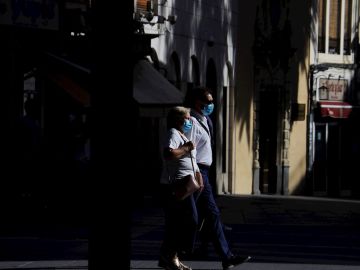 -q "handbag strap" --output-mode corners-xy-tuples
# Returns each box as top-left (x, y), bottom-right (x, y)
(165, 130), (196, 183)
(179, 130), (201, 202)
(178, 131), (196, 176)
